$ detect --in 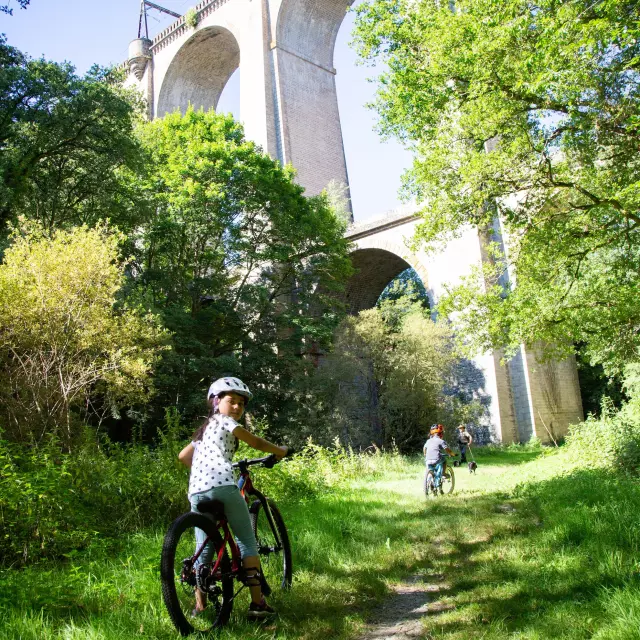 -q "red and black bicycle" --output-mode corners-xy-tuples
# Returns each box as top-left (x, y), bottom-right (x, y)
(160, 454), (292, 636)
